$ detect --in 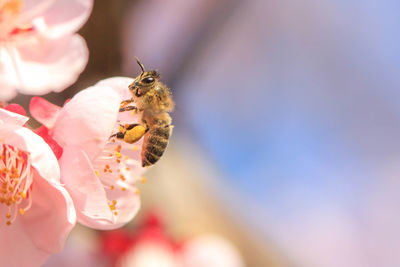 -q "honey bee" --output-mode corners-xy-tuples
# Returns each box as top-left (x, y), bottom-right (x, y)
(113, 59), (174, 167)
